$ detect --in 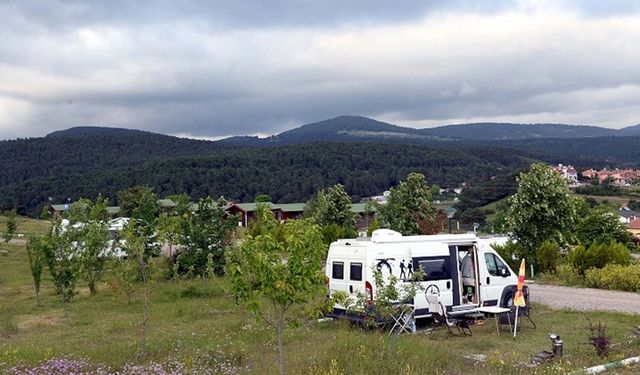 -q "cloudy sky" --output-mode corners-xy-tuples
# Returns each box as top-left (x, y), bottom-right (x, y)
(1, 0), (640, 140)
